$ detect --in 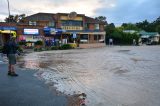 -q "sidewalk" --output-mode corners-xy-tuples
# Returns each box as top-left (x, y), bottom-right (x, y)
(0, 55), (67, 106)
